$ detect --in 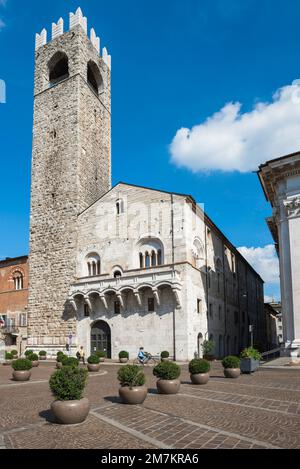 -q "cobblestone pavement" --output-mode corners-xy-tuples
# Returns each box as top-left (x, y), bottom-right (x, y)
(0, 361), (299, 449)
